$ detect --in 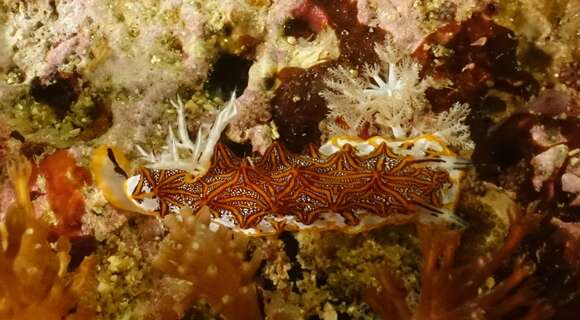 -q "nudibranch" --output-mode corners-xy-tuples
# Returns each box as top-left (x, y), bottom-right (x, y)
(92, 95), (468, 236)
